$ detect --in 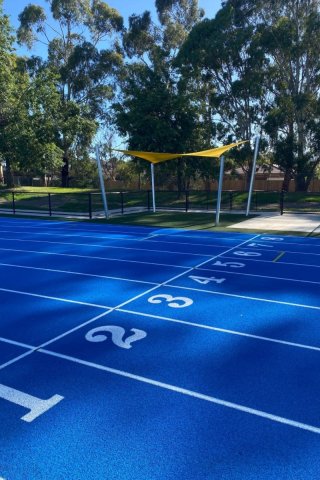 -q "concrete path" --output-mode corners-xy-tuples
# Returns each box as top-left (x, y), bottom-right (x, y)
(229, 212), (320, 233)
